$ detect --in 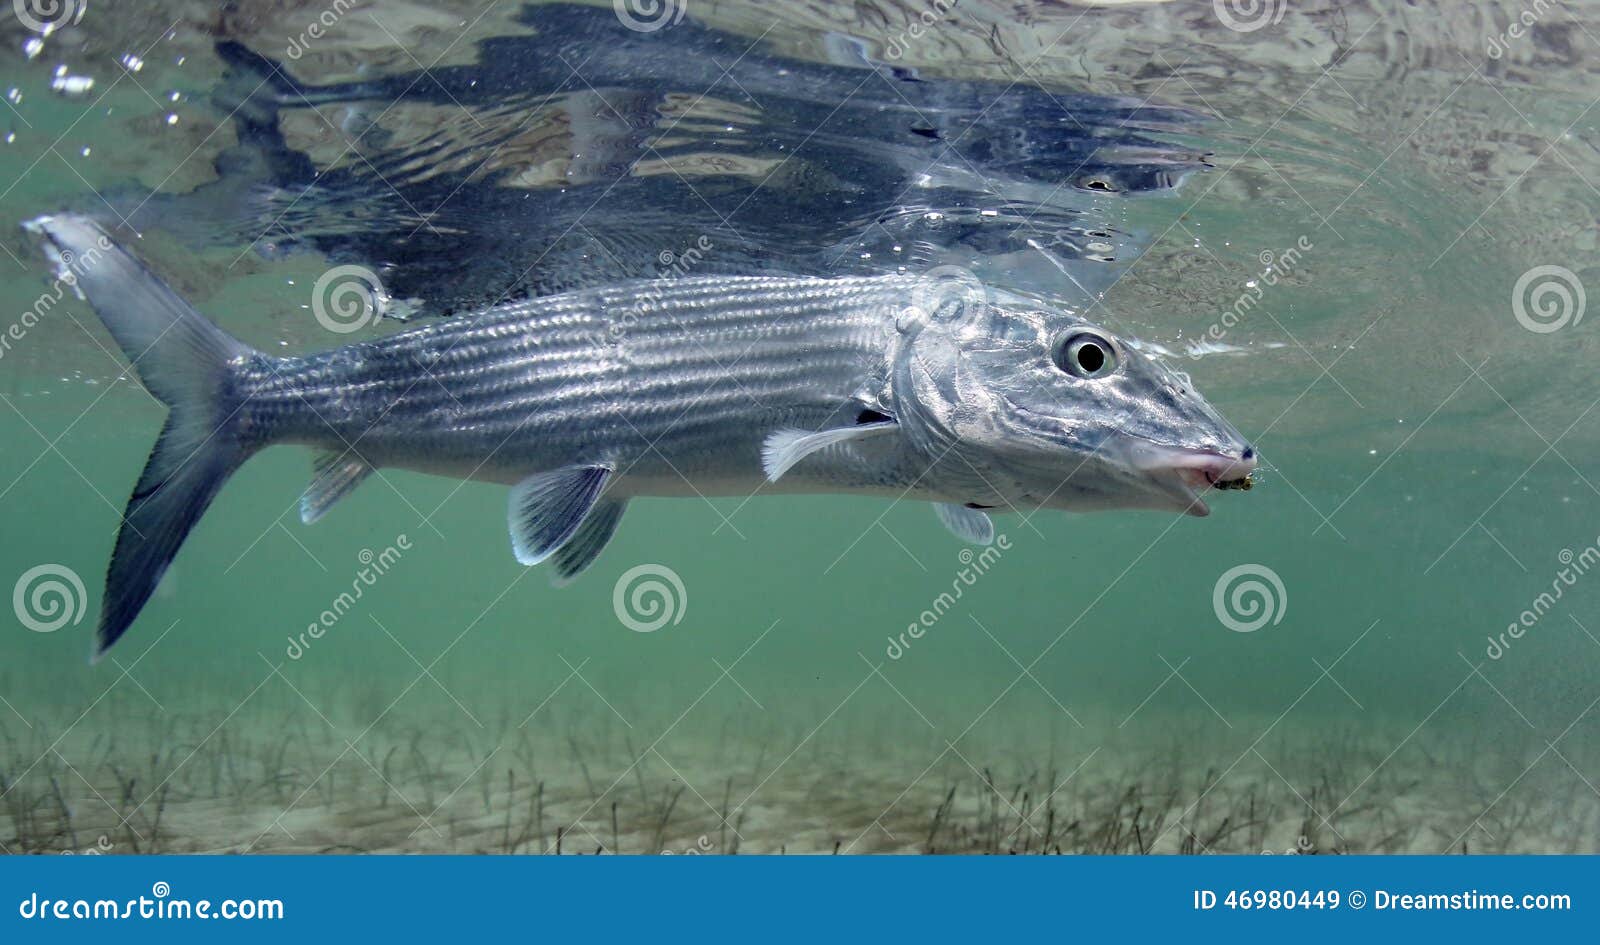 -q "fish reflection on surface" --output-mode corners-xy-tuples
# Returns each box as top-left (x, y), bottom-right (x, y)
(116, 3), (1211, 316)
